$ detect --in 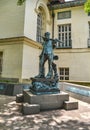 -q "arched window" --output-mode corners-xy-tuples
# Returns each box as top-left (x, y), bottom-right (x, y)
(36, 13), (42, 43)
(36, 7), (46, 43)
